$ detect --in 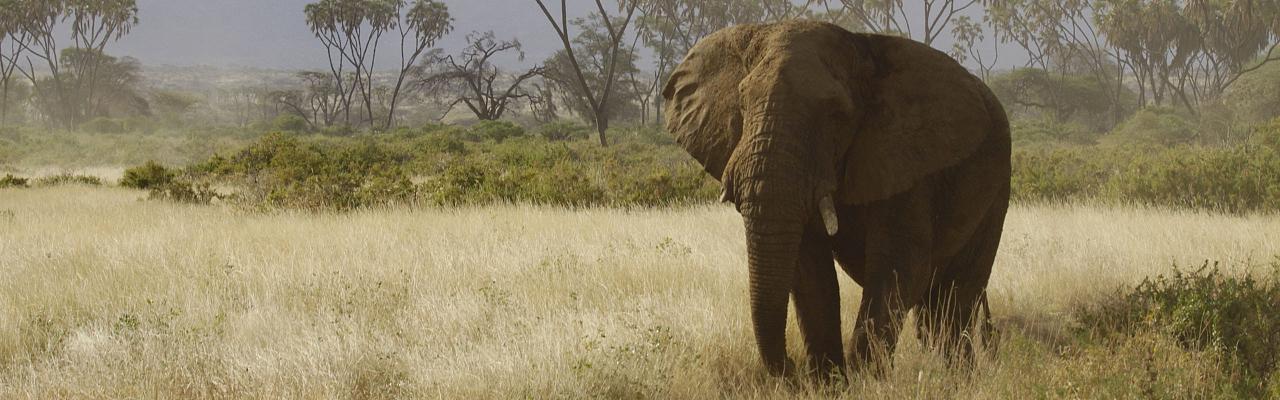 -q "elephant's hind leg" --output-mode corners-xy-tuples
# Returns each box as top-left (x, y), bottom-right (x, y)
(792, 223), (844, 378)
